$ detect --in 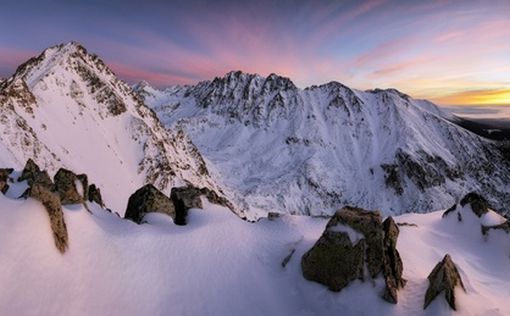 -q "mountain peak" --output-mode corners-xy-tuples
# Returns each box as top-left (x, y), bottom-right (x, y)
(8, 41), (115, 90)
